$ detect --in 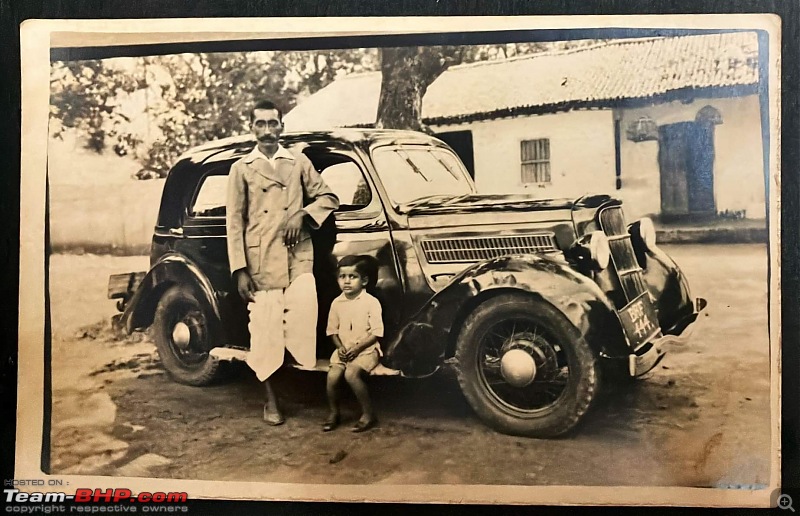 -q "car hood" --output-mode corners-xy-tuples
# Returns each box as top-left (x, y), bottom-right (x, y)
(403, 193), (619, 294)
(404, 193), (615, 230)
